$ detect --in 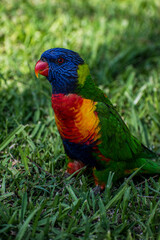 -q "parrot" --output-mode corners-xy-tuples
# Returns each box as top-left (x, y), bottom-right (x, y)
(35, 48), (160, 190)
